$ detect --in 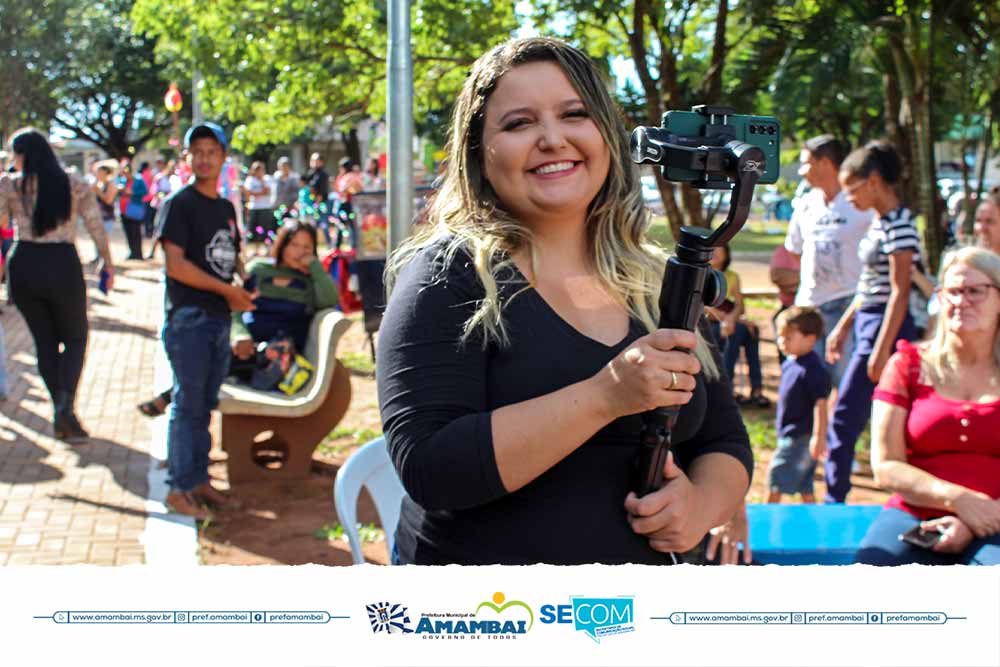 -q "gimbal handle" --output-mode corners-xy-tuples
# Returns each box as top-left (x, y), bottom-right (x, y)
(632, 139), (763, 496)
